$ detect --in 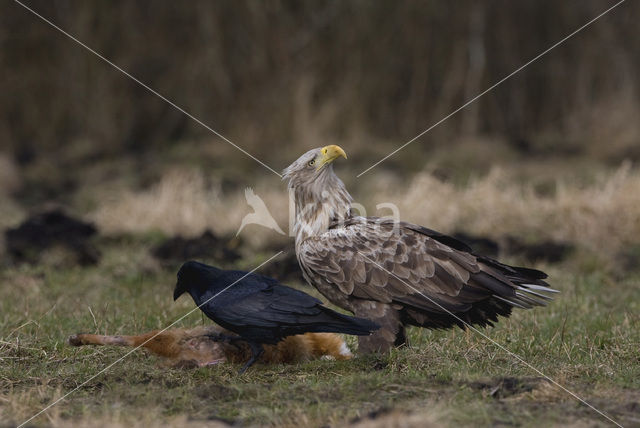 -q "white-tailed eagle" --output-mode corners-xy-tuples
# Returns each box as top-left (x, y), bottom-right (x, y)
(284, 145), (558, 353)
